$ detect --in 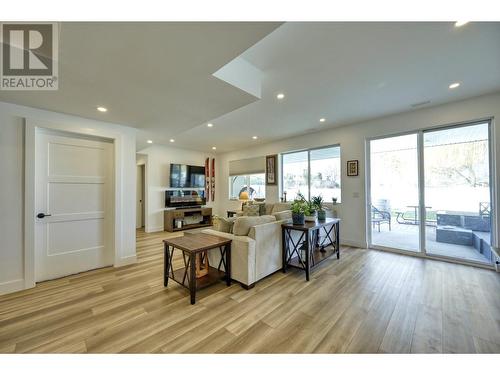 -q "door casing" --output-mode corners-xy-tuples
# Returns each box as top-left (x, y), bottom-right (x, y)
(24, 119), (132, 290)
